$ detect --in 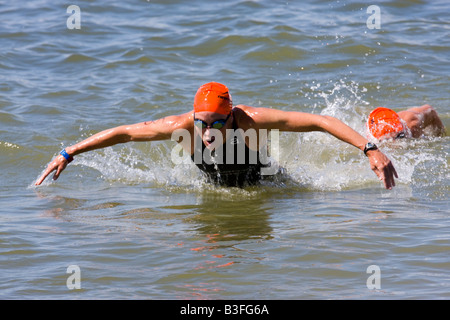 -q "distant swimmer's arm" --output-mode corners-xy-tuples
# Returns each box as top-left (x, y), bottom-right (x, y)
(398, 105), (446, 138)
(35, 112), (193, 186)
(239, 105), (398, 189)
